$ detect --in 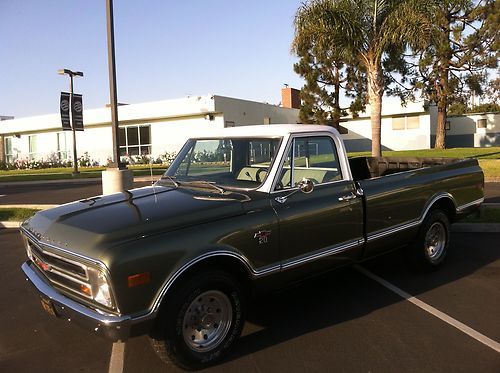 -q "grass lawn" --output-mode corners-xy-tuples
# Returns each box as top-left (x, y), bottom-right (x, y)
(0, 208), (40, 221)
